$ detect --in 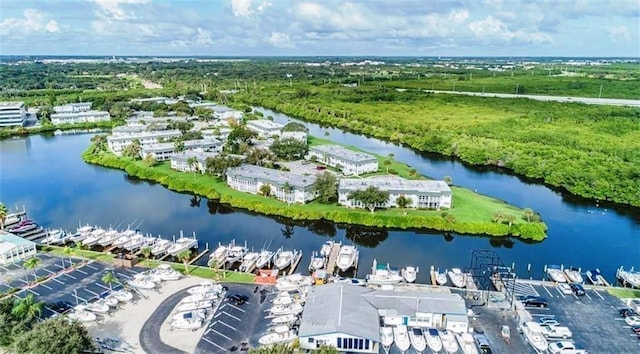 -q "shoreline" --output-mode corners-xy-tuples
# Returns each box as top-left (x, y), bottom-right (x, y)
(81, 144), (548, 241)
(0, 121), (114, 140)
